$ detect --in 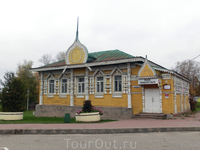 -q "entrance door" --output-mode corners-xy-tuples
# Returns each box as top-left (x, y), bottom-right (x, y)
(144, 89), (160, 113)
